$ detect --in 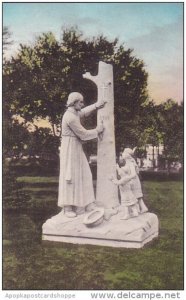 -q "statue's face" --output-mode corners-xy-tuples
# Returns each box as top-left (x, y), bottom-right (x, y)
(74, 98), (84, 111)
(119, 157), (126, 167)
